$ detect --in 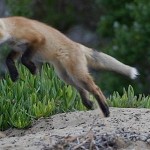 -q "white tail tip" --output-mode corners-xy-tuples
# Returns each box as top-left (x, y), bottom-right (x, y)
(130, 68), (139, 79)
